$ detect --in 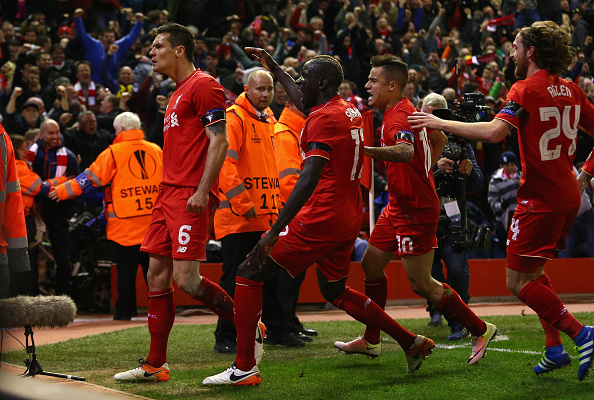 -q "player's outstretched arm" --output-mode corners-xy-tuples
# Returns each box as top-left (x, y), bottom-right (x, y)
(188, 120), (228, 213)
(364, 142), (413, 162)
(245, 47), (304, 112)
(246, 155), (326, 268)
(408, 112), (511, 143)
